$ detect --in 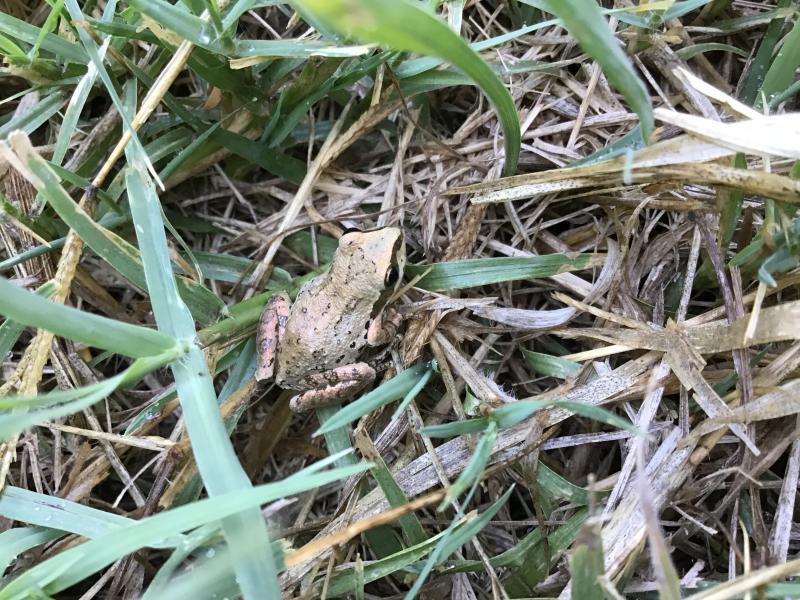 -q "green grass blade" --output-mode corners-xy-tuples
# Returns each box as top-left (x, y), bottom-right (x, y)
(740, 0), (793, 106)
(0, 351), (181, 441)
(127, 0), (227, 54)
(1, 133), (224, 324)
(0, 276), (175, 358)
(290, 0), (521, 176)
(235, 39), (374, 58)
(439, 421), (498, 509)
(0, 462), (370, 599)
(570, 518), (605, 599)
(0, 93), (64, 141)
(125, 138), (280, 598)
(758, 13), (800, 108)
(540, 0), (654, 140)
(522, 349), (581, 379)
(0, 487), (182, 548)
(62, 0), (160, 185)
(30, 0), (66, 61)
(0, 12), (86, 63)
(0, 281), (56, 359)
(407, 254), (603, 291)
(0, 528), (64, 578)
